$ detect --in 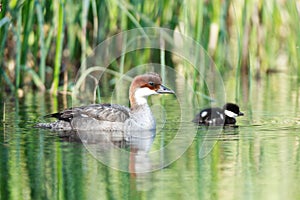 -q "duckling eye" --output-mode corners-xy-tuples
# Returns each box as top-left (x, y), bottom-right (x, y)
(148, 81), (154, 86)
